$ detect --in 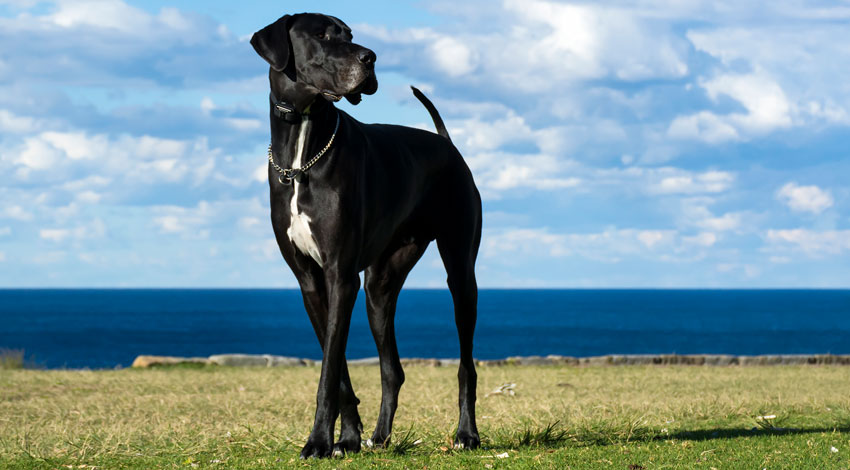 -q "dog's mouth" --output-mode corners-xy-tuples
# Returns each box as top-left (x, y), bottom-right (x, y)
(318, 65), (378, 105)
(342, 72), (378, 105)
